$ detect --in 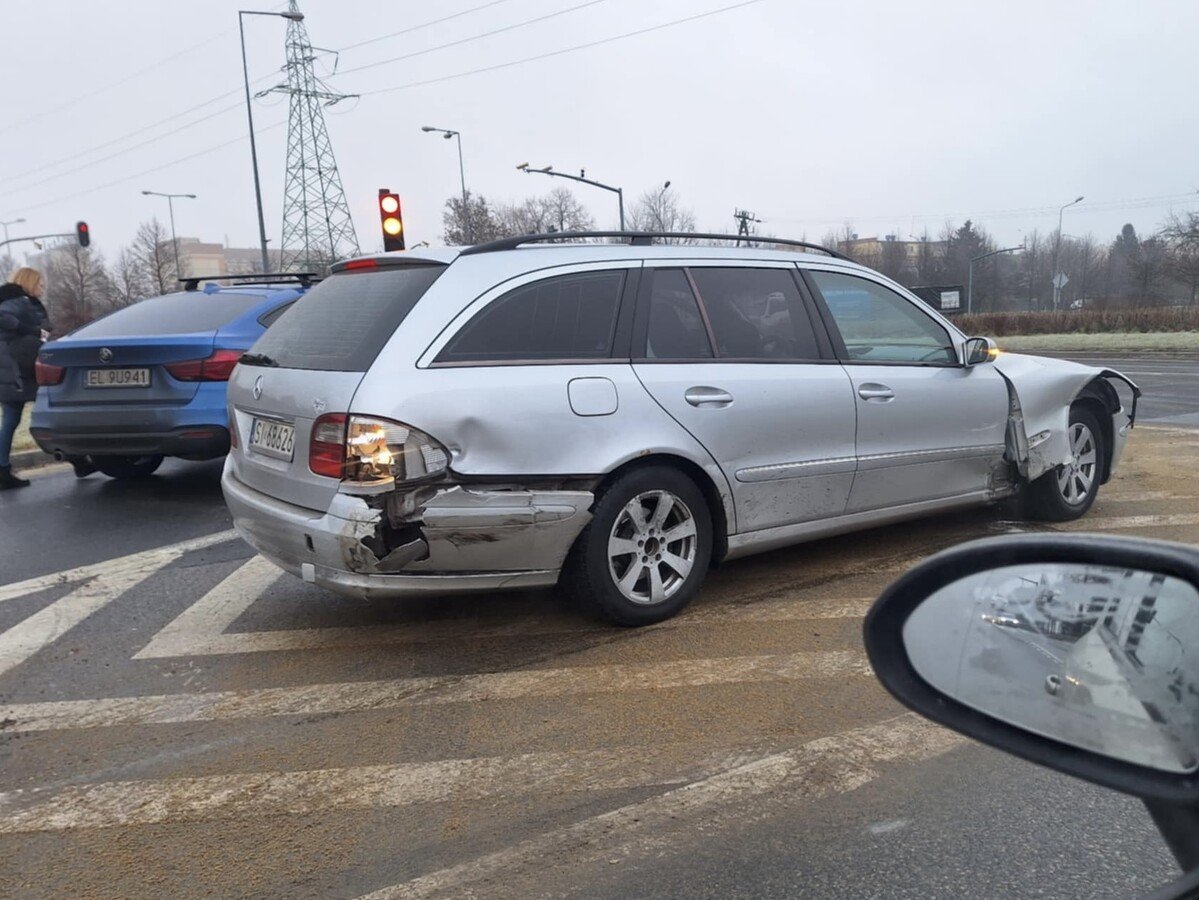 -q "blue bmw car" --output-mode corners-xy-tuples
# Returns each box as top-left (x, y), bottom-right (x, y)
(30, 274), (311, 479)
